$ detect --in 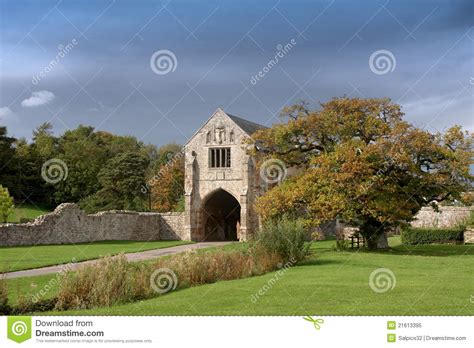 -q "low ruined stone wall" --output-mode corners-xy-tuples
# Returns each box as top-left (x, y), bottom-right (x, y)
(158, 212), (187, 240)
(410, 206), (473, 228)
(0, 203), (186, 247)
(464, 228), (474, 244)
